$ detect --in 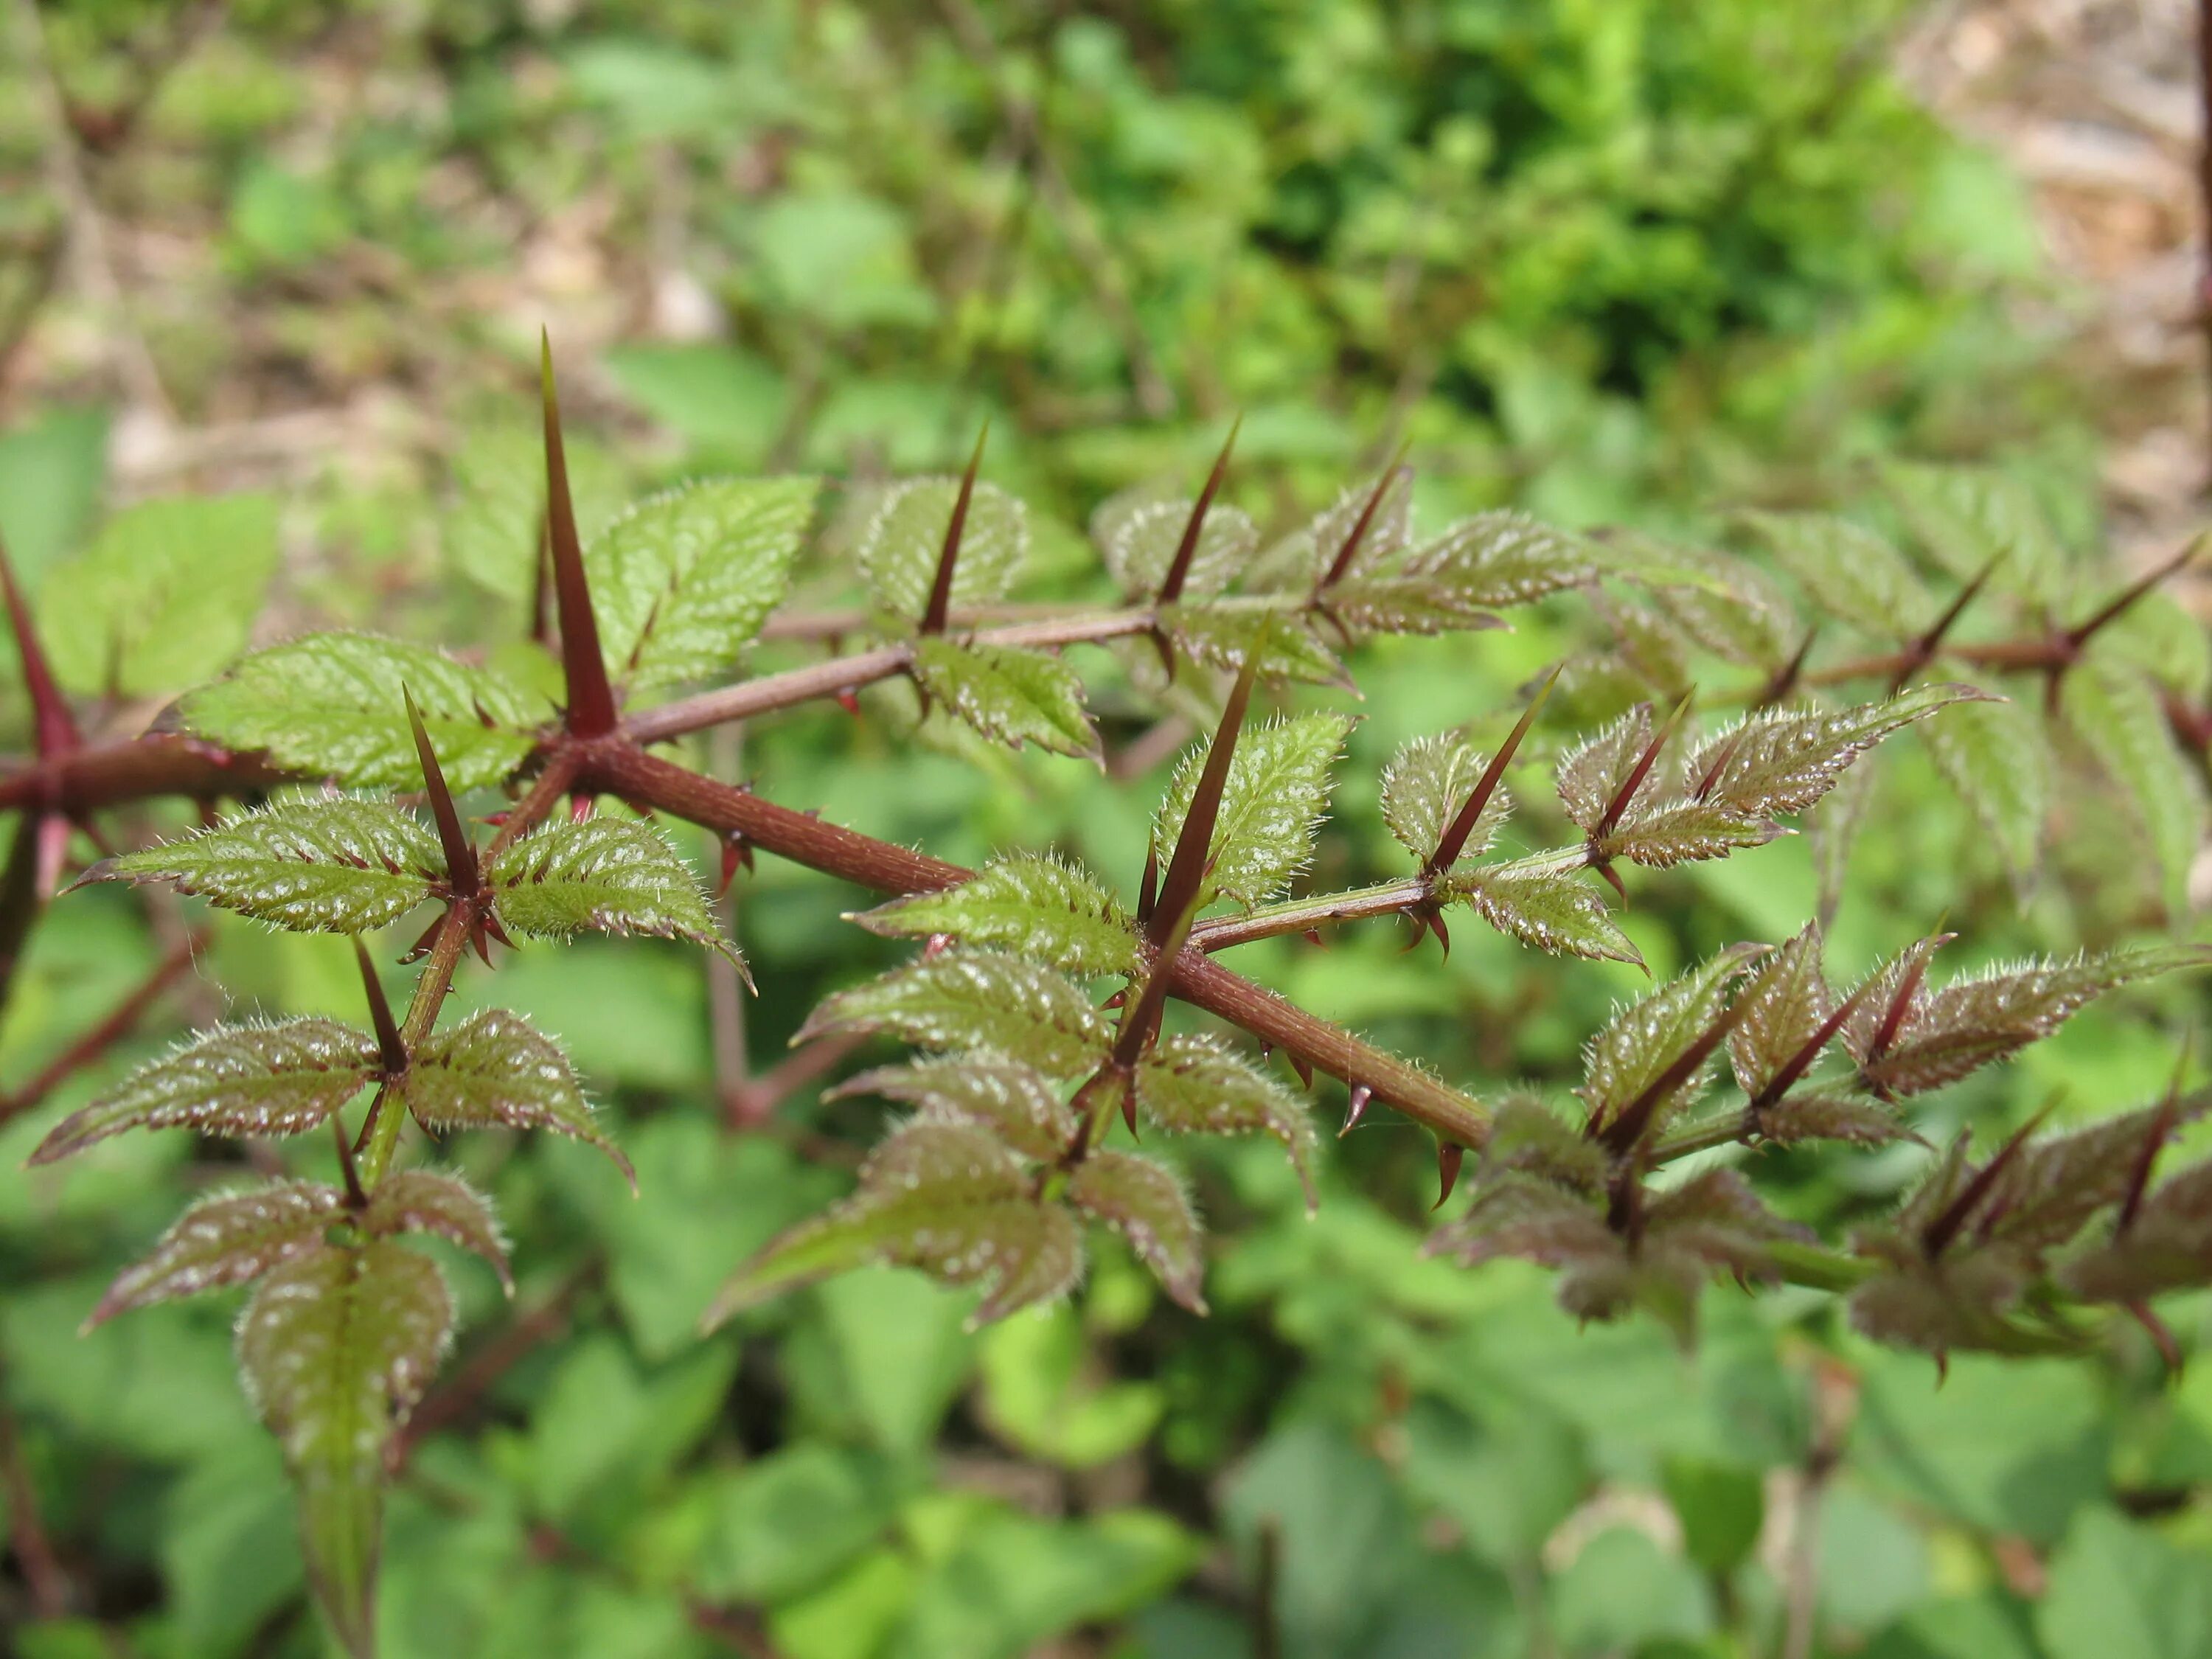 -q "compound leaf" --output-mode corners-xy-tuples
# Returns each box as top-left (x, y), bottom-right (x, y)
(99, 796), (443, 933)
(30, 1019), (380, 1164)
(1135, 1034), (1317, 1208)
(856, 854), (1138, 976)
(860, 476), (1026, 623)
(1150, 712), (1352, 911)
(588, 477), (818, 693)
(488, 817), (739, 964)
(796, 948), (1110, 1079)
(705, 1118), (1082, 1327)
(181, 632), (546, 790)
(910, 637), (1098, 758)
(236, 1241), (452, 1659)
(830, 1055), (1077, 1161)
(1066, 1150), (1206, 1312)
(88, 1180), (346, 1328)
(401, 1008), (630, 1184)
